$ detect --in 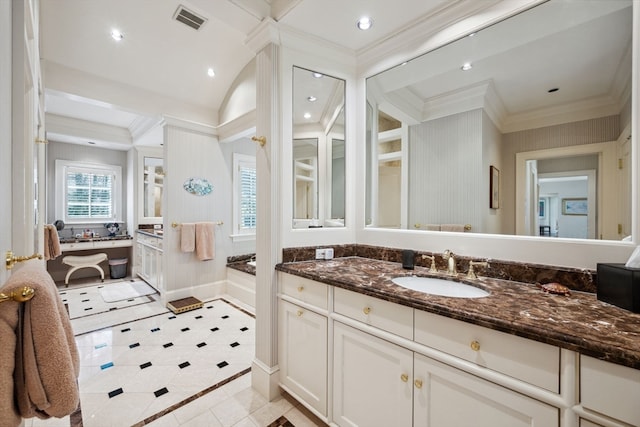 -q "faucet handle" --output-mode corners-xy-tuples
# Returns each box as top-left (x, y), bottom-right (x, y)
(422, 254), (437, 273)
(467, 261), (489, 279)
